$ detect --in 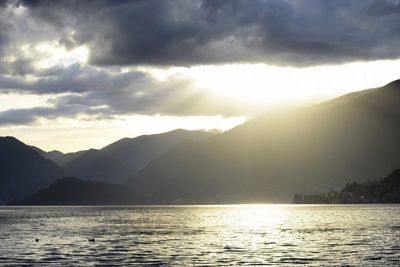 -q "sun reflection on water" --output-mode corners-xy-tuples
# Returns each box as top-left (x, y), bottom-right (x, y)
(201, 205), (292, 253)
(220, 204), (288, 229)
